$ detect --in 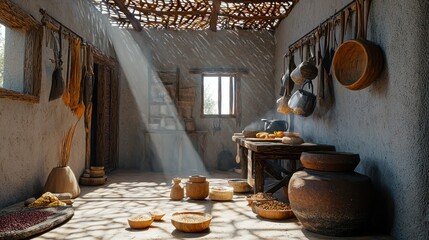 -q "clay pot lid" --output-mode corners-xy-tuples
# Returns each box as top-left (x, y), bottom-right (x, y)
(300, 151), (360, 172)
(189, 175), (206, 183)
